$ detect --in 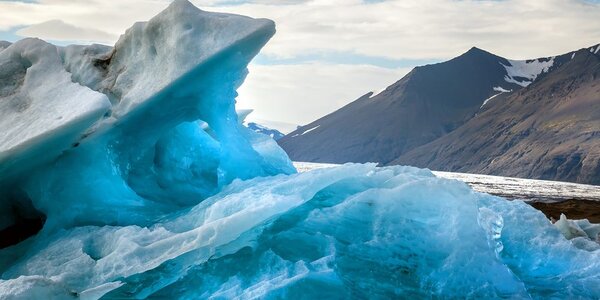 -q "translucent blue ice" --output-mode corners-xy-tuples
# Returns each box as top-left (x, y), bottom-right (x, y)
(0, 1), (598, 299)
